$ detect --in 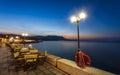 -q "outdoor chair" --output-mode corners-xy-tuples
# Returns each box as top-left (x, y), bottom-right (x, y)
(29, 49), (39, 53)
(38, 51), (47, 64)
(23, 54), (39, 71)
(19, 47), (29, 54)
(13, 46), (21, 52)
(13, 52), (25, 71)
